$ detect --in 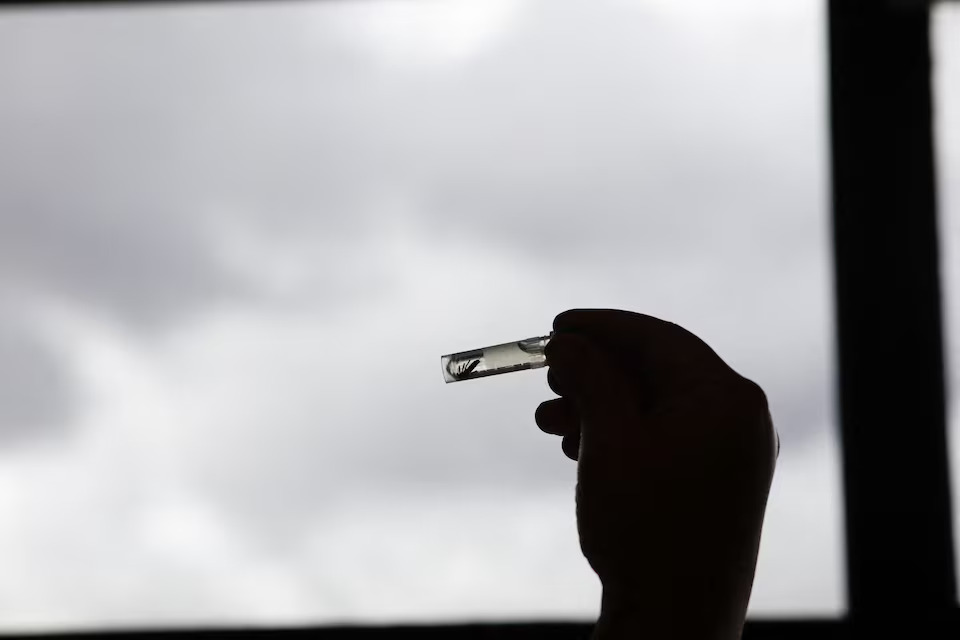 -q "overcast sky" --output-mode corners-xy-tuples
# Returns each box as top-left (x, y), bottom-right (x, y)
(0, 0), (956, 631)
